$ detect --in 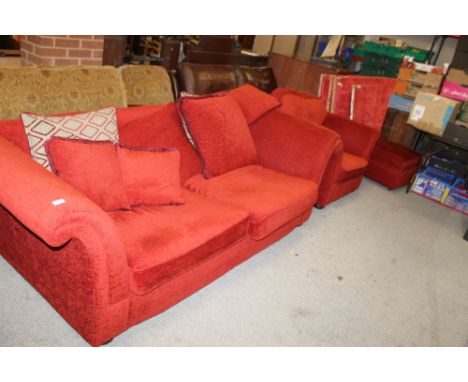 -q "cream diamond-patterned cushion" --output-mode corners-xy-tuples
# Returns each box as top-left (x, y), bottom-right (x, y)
(21, 107), (119, 170)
